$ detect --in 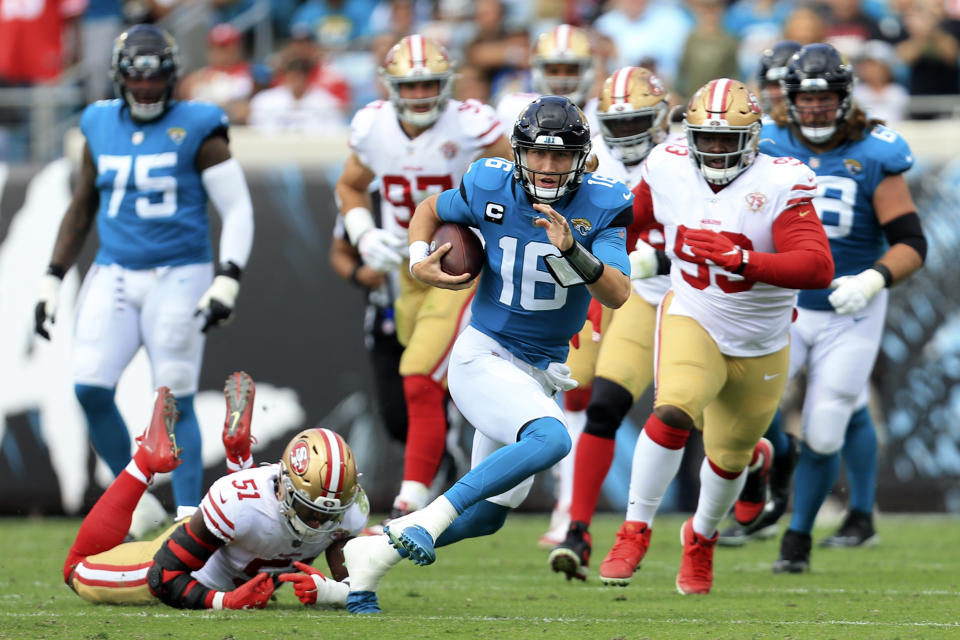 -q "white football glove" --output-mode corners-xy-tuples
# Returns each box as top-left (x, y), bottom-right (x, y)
(629, 239), (659, 281)
(827, 268), (886, 315)
(34, 273), (63, 340)
(358, 228), (407, 272)
(542, 362), (579, 394)
(195, 274), (240, 332)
